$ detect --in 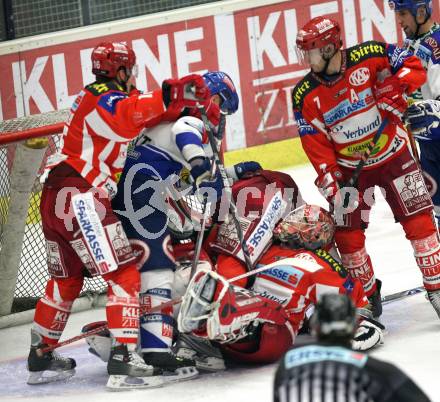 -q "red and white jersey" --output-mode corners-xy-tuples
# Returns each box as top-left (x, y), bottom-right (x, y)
(44, 80), (166, 198)
(216, 244), (368, 333)
(292, 41), (426, 176)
